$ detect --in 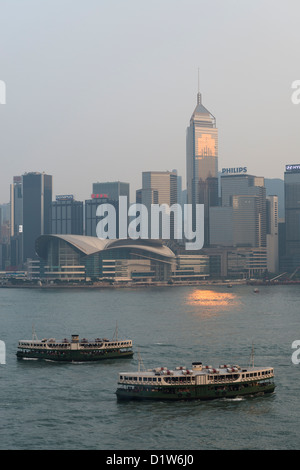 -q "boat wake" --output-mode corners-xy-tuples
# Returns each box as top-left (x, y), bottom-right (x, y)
(222, 397), (245, 402)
